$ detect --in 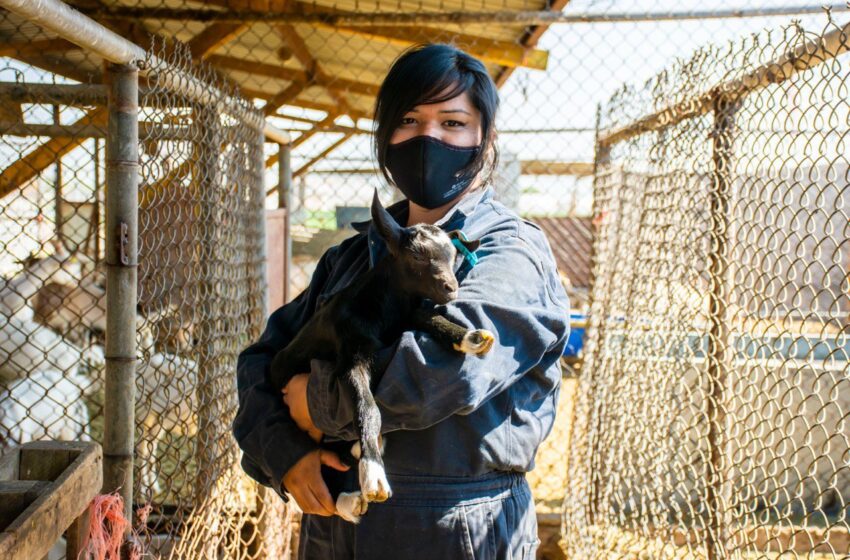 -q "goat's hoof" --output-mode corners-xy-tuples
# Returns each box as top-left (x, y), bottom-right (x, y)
(360, 459), (392, 503)
(337, 491), (369, 524)
(455, 329), (495, 355)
